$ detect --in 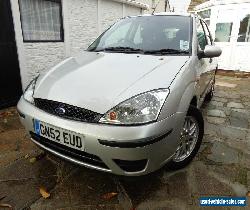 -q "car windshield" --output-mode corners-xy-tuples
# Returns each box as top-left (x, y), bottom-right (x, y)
(88, 15), (191, 55)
